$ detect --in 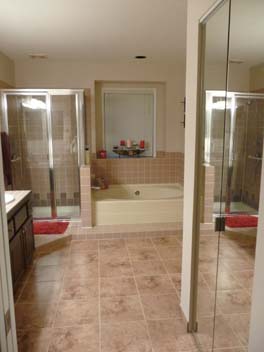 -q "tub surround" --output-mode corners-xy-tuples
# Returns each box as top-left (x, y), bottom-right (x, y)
(80, 165), (92, 227)
(91, 151), (184, 185)
(68, 220), (182, 240)
(80, 153), (184, 228)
